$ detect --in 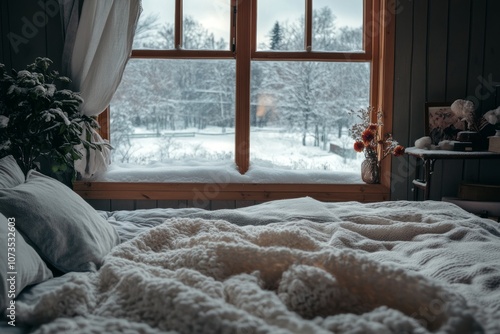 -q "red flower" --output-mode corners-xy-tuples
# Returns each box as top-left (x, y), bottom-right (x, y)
(361, 129), (375, 144)
(353, 141), (365, 153)
(393, 145), (405, 157)
(351, 108), (405, 161)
